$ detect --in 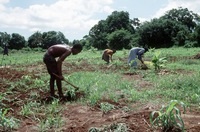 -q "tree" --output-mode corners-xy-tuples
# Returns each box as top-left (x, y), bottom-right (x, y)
(79, 35), (92, 50)
(161, 7), (200, 32)
(9, 33), (26, 50)
(191, 24), (200, 46)
(89, 20), (108, 49)
(106, 11), (135, 34)
(131, 18), (141, 29)
(107, 29), (132, 50)
(0, 32), (10, 48)
(42, 31), (69, 49)
(28, 31), (43, 48)
(137, 18), (190, 48)
(195, 25), (200, 46)
(88, 11), (135, 49)
(57, 31), (69, 44)
(72, 39), (80, 45)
